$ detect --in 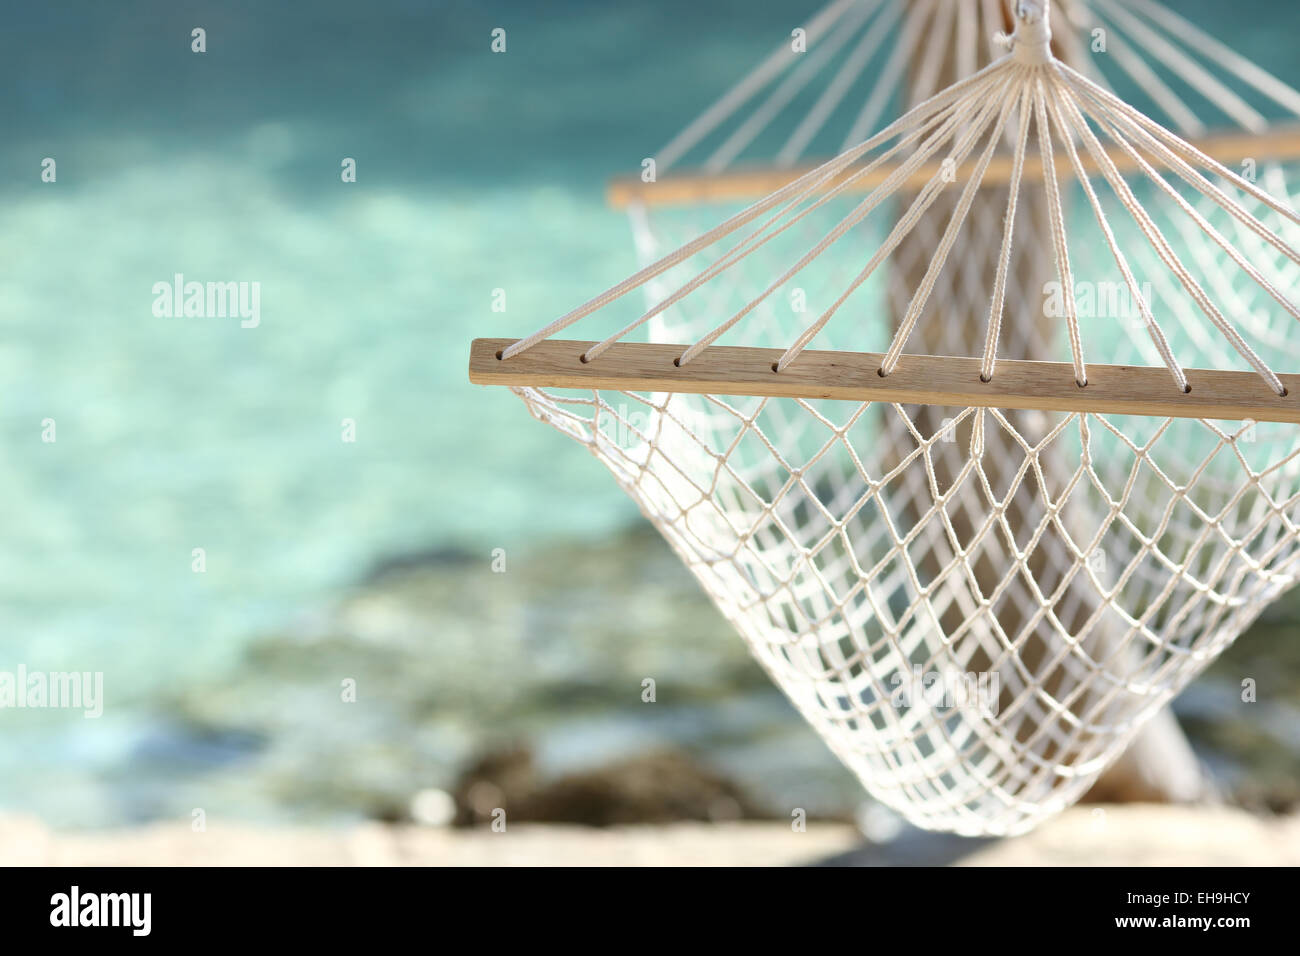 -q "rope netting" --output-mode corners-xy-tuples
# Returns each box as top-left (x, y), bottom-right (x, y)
(515, 387), (1300, 833)
(649, 0), (1300, 175)
(491, 0), (1300, 834)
